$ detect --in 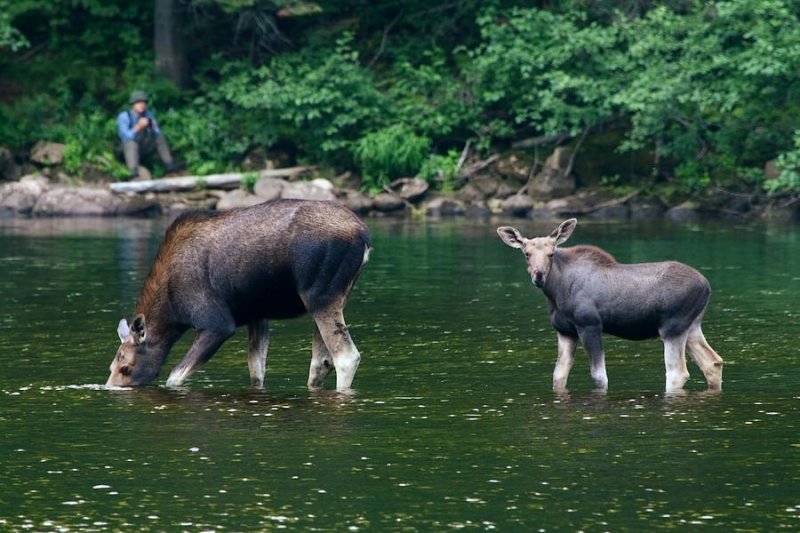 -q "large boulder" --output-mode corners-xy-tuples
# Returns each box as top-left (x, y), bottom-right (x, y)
(389, 177), (429, 203)
(216, 189), (265, 210)
(281, 179), (337, 201)
(253, 177), (285, 201)
(0, 175), (51, 216)
(502, 194), (534, 217)
(32, 186), (159, 216)
(342, 190), (373, 215)
(528, 147), (576, 200)
(425, 196), (466, 217)
(30, 141), (67, 166)
(666, 201), (701, 223)
(372, 192), (405, 213)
